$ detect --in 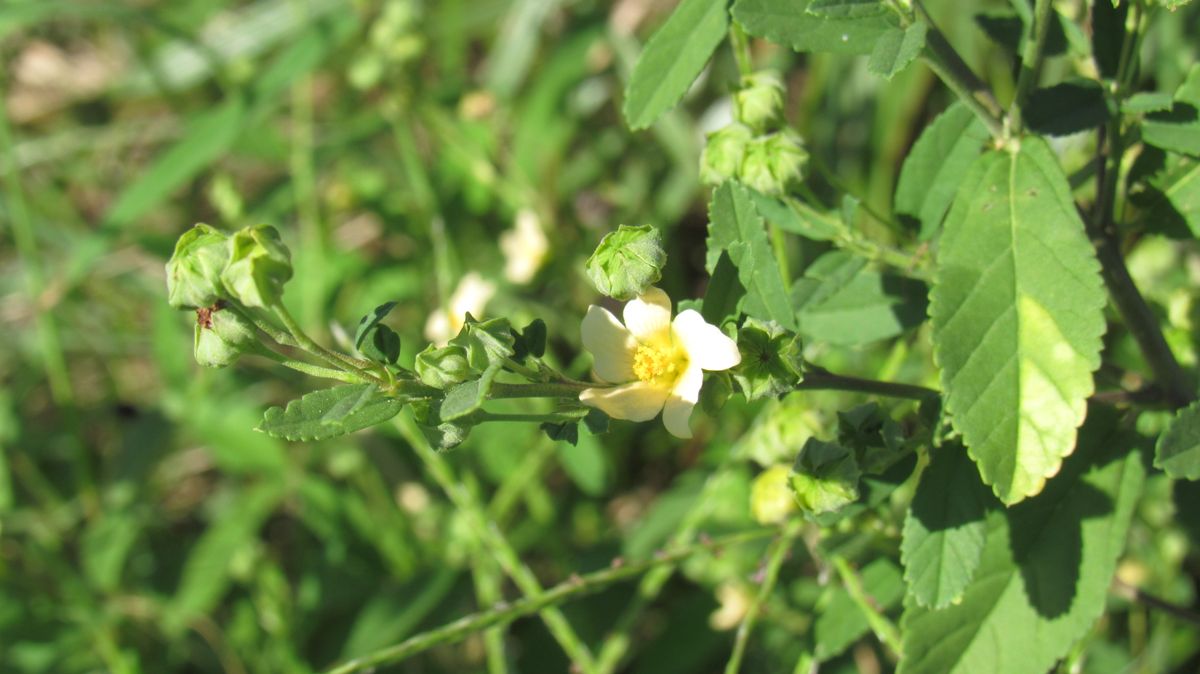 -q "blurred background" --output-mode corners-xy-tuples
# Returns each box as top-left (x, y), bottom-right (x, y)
(2, 0), (1199, 672)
